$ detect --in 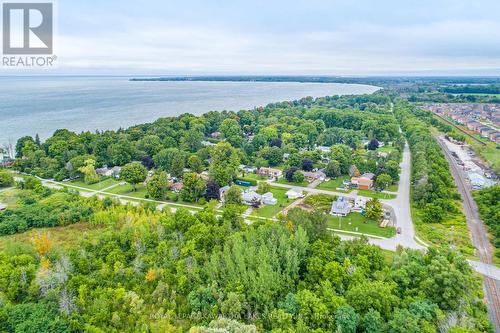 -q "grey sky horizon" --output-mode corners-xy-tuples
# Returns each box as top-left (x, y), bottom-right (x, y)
(2, 0), (500, 76)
